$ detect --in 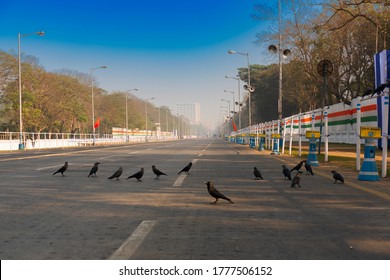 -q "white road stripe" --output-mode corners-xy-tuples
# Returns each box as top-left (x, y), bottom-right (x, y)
(173, 174), (187, 187)
(36, 165), (63, 171)
(108, 220), (156, 260)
